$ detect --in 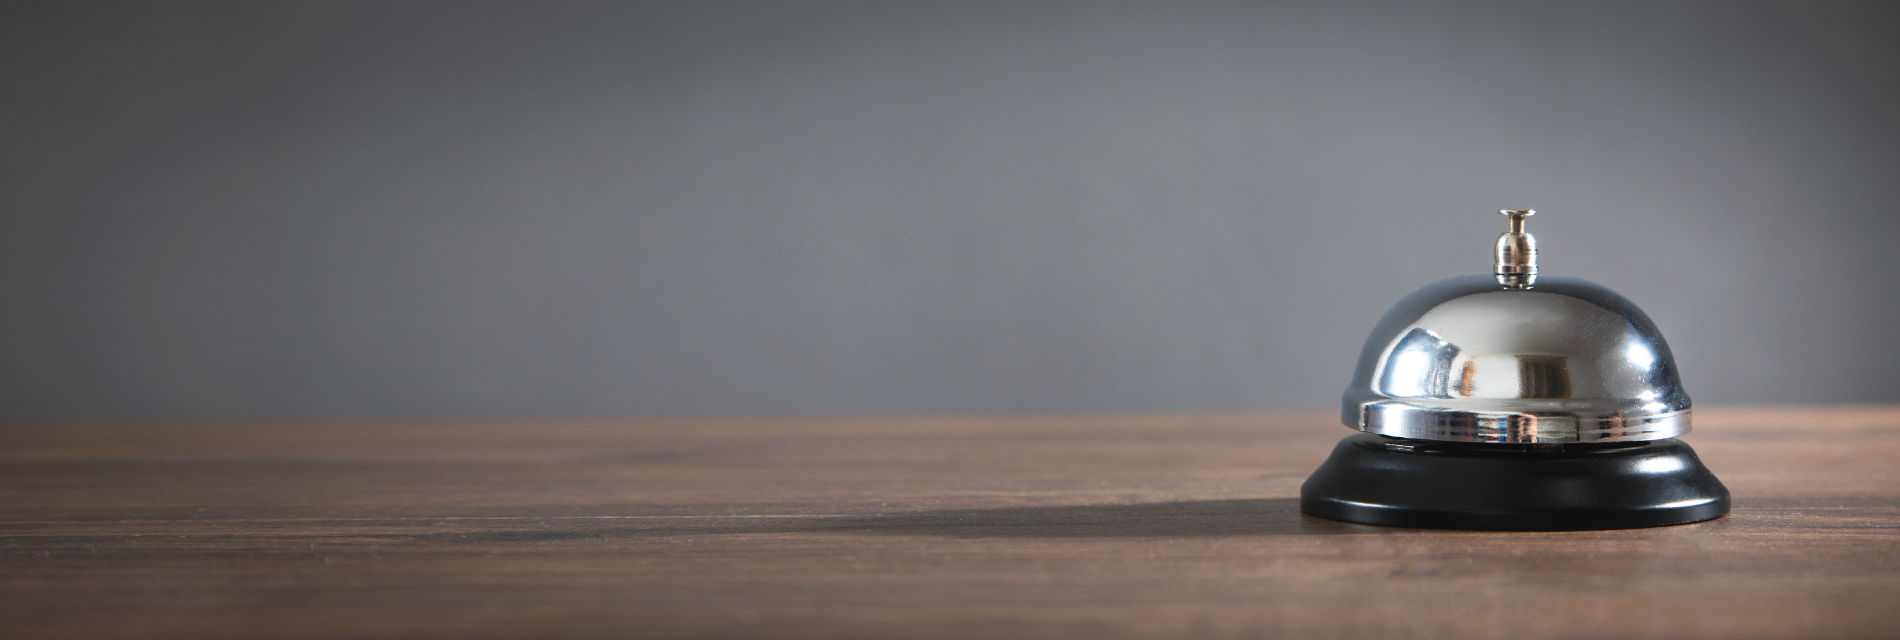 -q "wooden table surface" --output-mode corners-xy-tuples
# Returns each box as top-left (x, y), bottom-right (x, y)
(4, 407), (1899, 639)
